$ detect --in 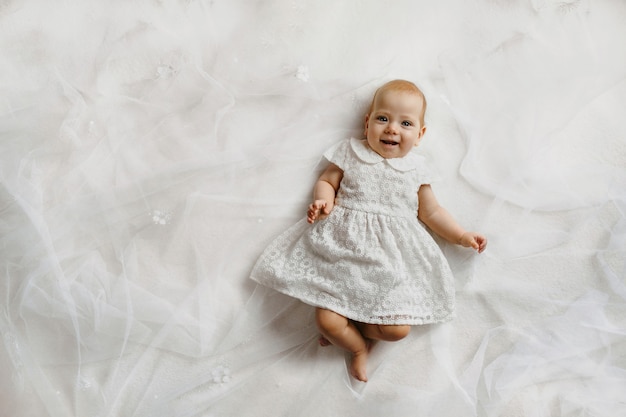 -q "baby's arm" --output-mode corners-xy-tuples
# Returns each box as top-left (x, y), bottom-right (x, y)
(307, 163), (344, 224)
(417, 185), (487, 253)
